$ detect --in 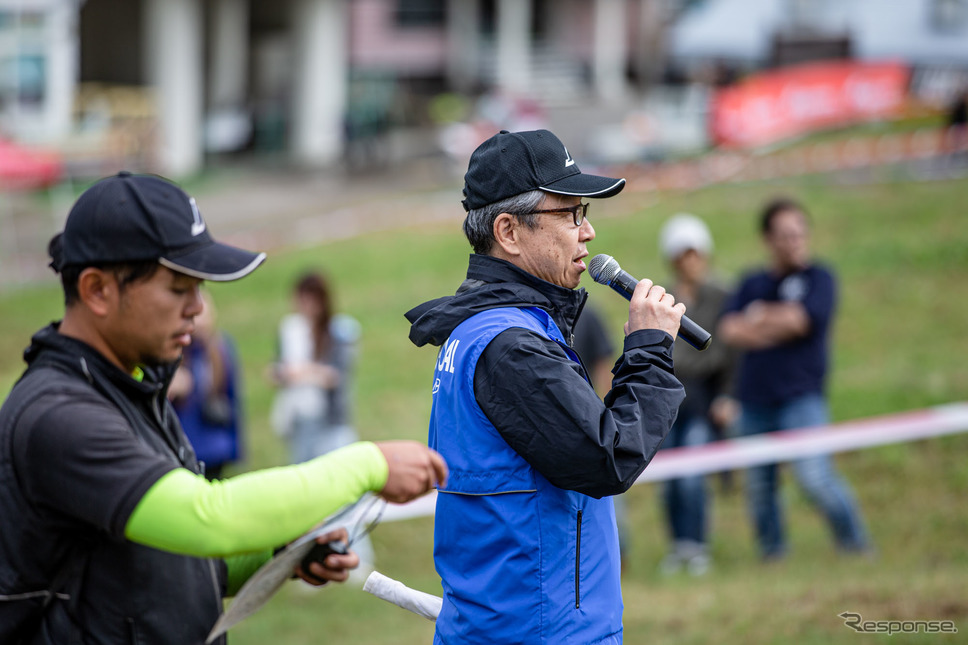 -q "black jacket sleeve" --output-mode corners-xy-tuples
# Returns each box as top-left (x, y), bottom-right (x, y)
(474, 327), (685, 498)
